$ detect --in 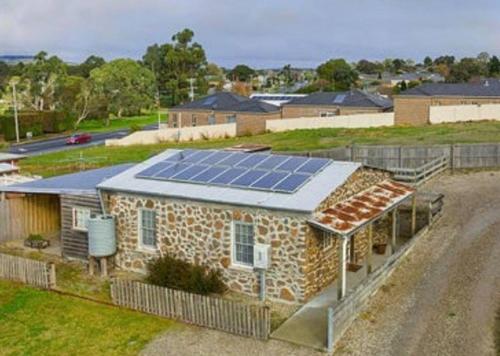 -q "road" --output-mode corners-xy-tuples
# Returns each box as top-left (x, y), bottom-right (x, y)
(335, 171), (500, 356)
(8, 124), (159, 156)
